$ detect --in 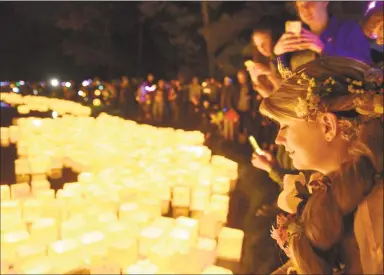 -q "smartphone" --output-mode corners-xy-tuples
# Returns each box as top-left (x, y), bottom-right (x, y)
(244, 60), (258, 83)
(285, 21), (302, 35)
(244, 60), (255, 69)
(249, 135), (265, 156)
